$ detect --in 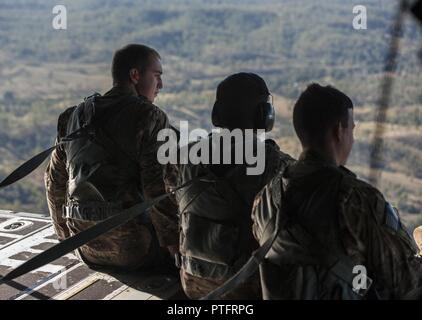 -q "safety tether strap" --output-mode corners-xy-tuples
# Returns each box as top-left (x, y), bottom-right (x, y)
(0, 176), (205, 285)
(0, 93), (136, 190)
(0, 128), (90, 190)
